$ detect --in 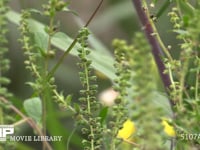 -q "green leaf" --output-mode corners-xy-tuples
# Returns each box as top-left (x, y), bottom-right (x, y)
(5, 11), (115, 80)
(63, 7), (78, 16)
(173, 29), (189, 35)
(28, 8), (42, 15)
(65, 94), (72, 105)
(151, 91), (172, 116)
(155, 0), (172, 19)
(99, 107), (108, 125)
(34, 32), (49, 51)
(23, 97), (42, 123)
(51, 32), (77, 51)
(177, 0), (194, 17)
(51, 32), (116, 79)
